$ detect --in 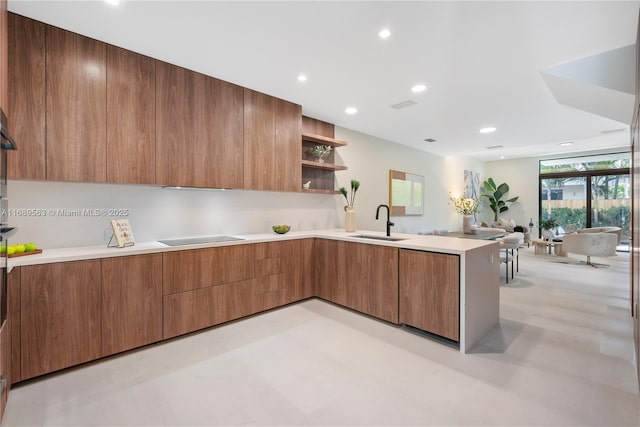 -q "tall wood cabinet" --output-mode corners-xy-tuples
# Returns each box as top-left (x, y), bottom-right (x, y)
(156, 61), (244, 188)
(399, 249), (460, 341)
(244, 89), (301, 191)
(7, 14), (45, 180)
(46, 25), (107, 182)
(106, 46), (156, 184)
